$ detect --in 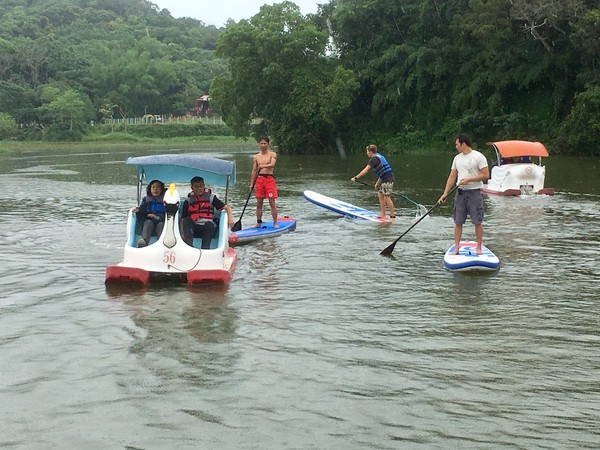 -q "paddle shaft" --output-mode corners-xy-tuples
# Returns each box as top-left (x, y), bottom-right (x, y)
(232, 169), (260, 232)
(353, 178), (421, 208)
(380, 184), (459, 255)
